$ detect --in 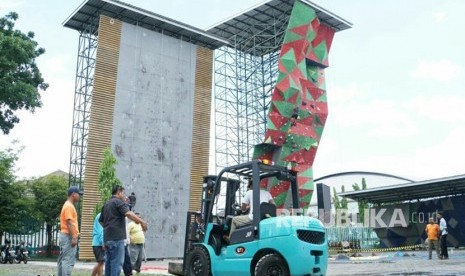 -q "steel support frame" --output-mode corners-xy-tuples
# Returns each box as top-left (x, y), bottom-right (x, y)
(214, 13), (288, 173)
(68, 25), (98, 188)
